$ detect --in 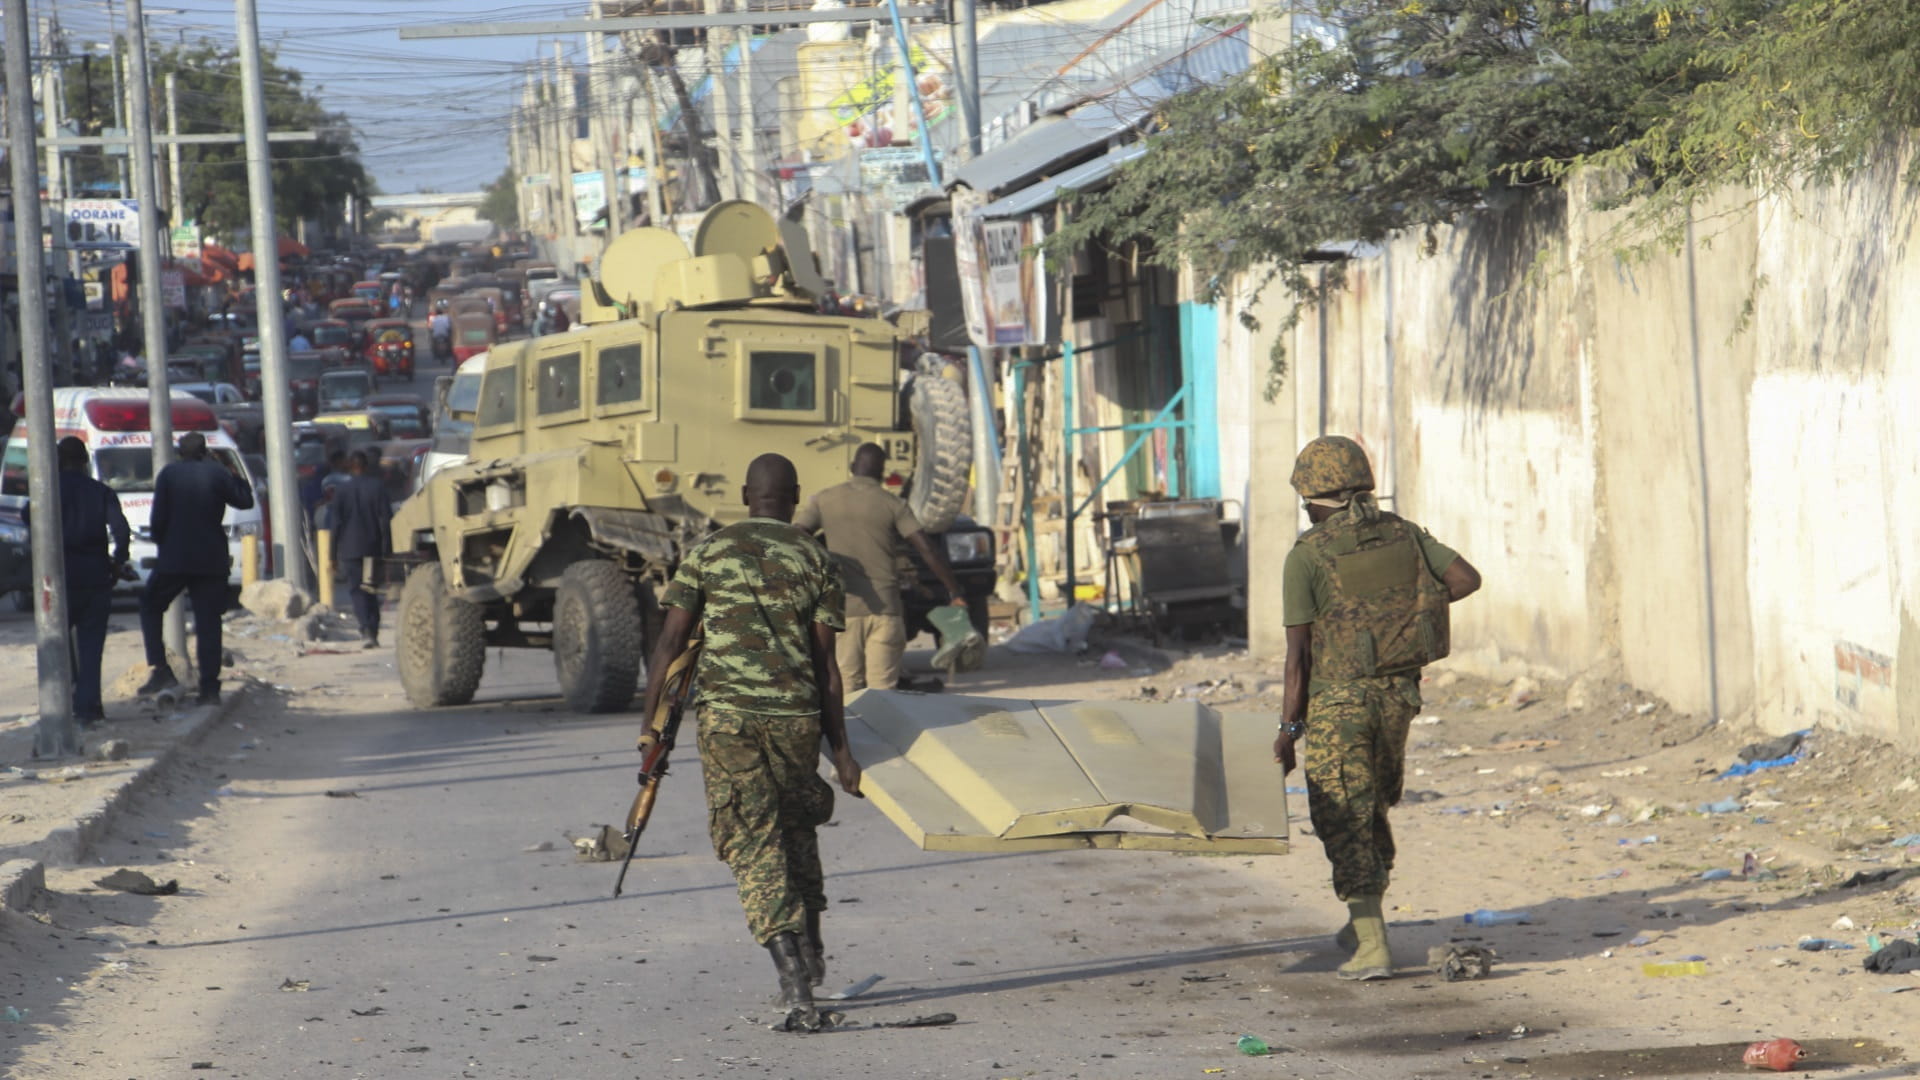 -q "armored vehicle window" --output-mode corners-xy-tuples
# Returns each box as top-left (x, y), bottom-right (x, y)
(597, 344), (643, 407)
(749, 351), (817, 412)
(537, 352), (583, 416)
(478, 366), (518, 428)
